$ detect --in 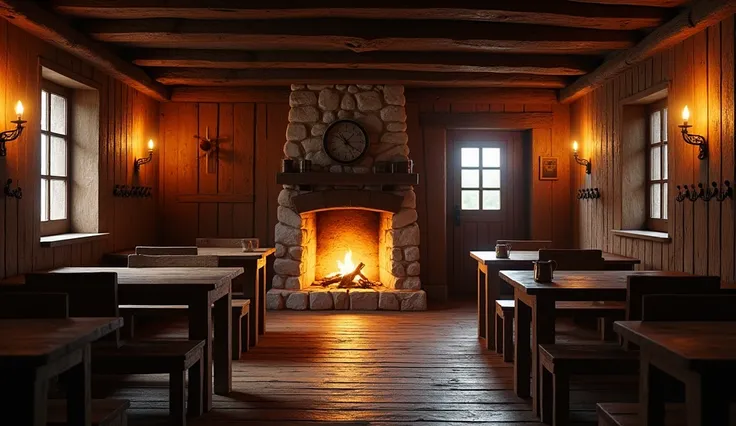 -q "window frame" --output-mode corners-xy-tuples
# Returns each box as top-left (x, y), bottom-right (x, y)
(40, 79), (72, 237)
(458, 144), (503, 214)
(646, 99), (668, 233)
